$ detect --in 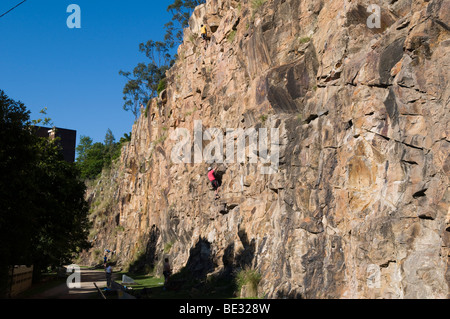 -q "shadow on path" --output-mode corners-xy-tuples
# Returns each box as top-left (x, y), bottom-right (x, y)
(26, 269), (116, 299)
